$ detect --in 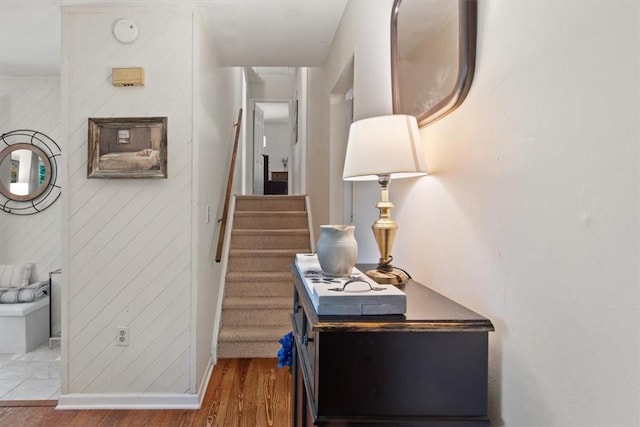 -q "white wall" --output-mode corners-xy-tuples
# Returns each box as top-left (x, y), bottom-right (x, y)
(59, 6), (242, 405)
(0, 77), (61, 280)
(248, 75), (295, 100)
(324, 0), (395, 261)
(324, 0), (639, 425)
(264, 121), (289, 172)
(0, 77), (62, 334)
(61, 6), (195, 397)
(193, 16), (243, 392)
(292, 69), (307, 196)
(328, 94), (347, 224)
(305, 67), (330, 238)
